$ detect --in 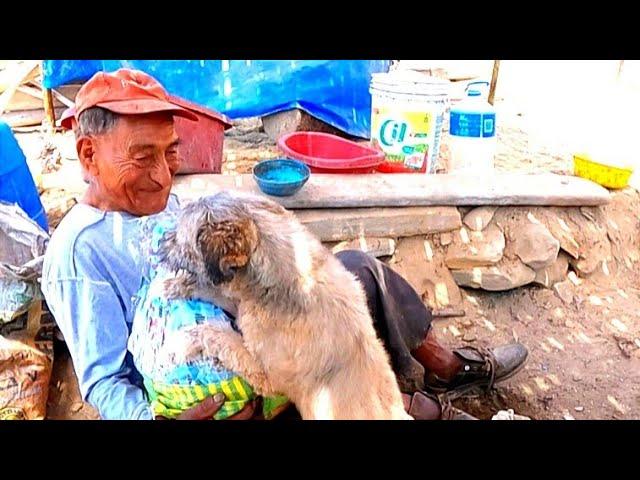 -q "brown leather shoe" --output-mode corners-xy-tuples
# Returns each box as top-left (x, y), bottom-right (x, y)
(425, 343), (528, 399)
(403, 391), (478, 420)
